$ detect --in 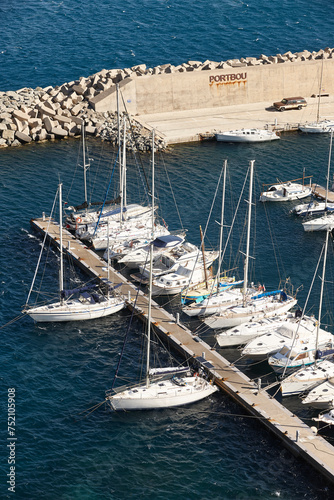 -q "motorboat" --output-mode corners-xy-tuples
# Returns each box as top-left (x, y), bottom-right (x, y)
(302, 213), (334, 232)
(259, 181), (312, 202)
(117, 234), (185, 269)
(299, 120), (334, 134)
(151, 255), (218, 296)
(240, 314), (322, 360)
(135, 242), (216, 281)
(91, 221), (170, 251)
(215, 128), (280, 143)
(302, 378), (334, 409)
(216, 311), (300, 348)
(204, 290), (297, 330)
(313, 409), (334, 428)
(268, 337), (334, 374)
(290, 199), (334, 216)
(280, 357), (334, 397)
